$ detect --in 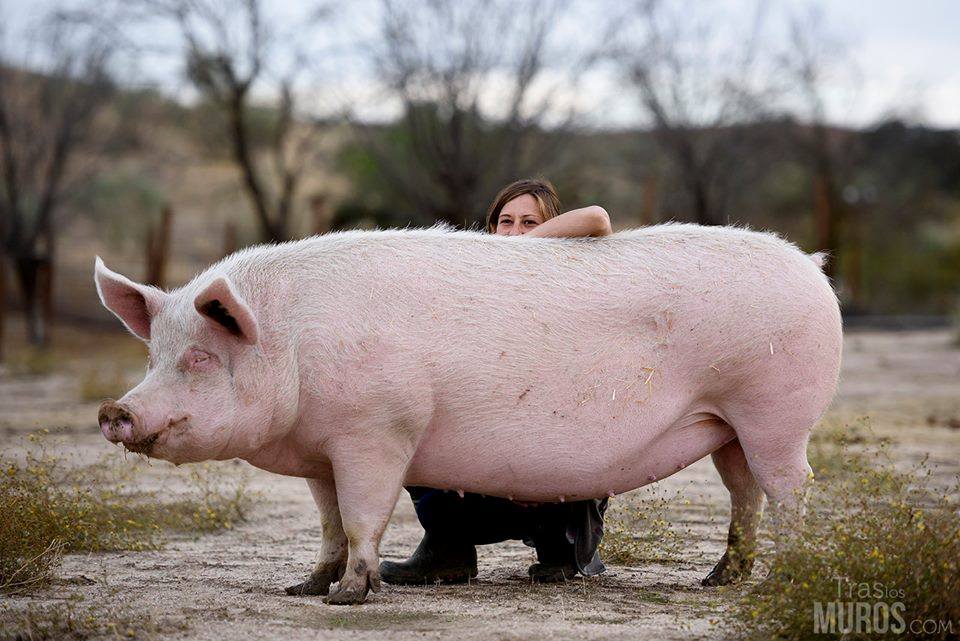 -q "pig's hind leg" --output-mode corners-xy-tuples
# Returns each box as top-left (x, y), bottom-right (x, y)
(698, 405), (815, 588)
(701, 438), (765, 586)
(721, 402), (817, 530)
(286, 475), (348, 596)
